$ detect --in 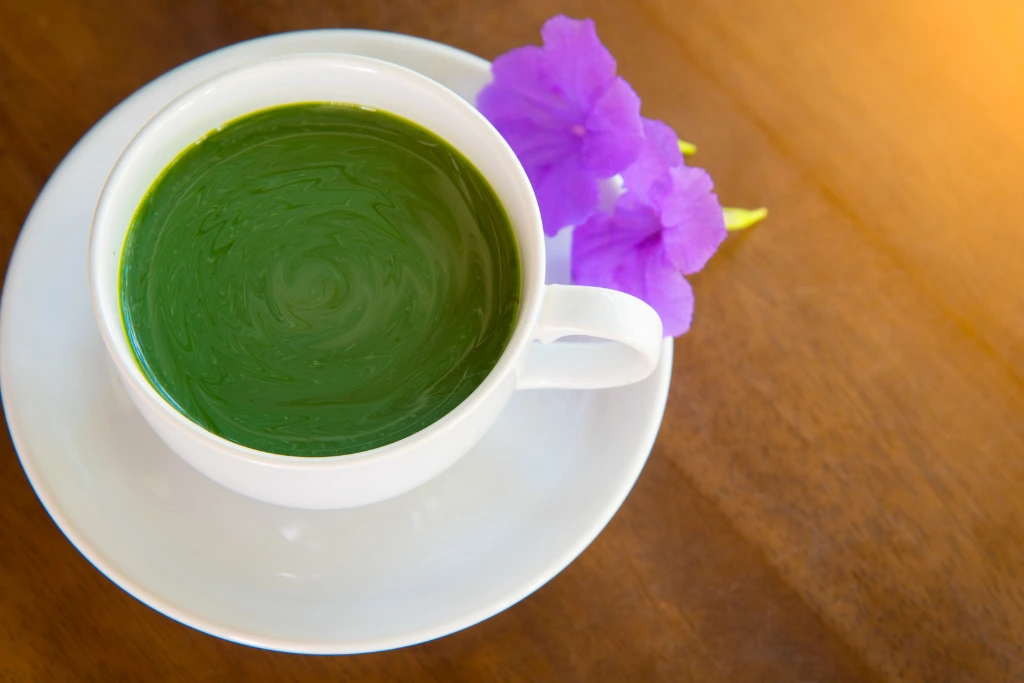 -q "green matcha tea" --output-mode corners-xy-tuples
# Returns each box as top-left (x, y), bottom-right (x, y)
(120, 103), (520, 456)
